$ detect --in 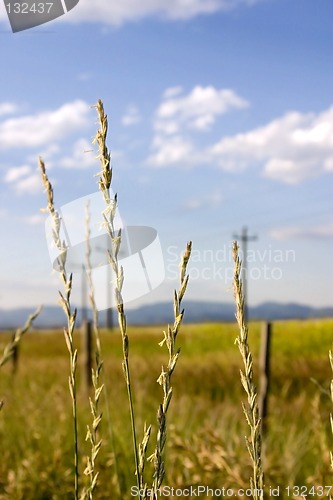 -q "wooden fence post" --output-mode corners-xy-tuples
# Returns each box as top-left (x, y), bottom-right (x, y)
(258, 321), (272, 435)
(82, 320), (92, 390)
